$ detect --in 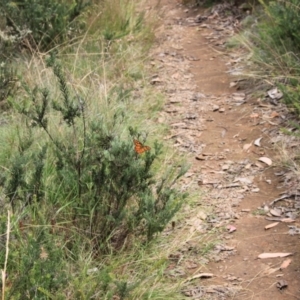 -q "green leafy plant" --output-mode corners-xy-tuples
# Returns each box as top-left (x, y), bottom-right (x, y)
(7, 57), (188, 254)
(0, 213), (68, 299)
(0, 0), (90, 51)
